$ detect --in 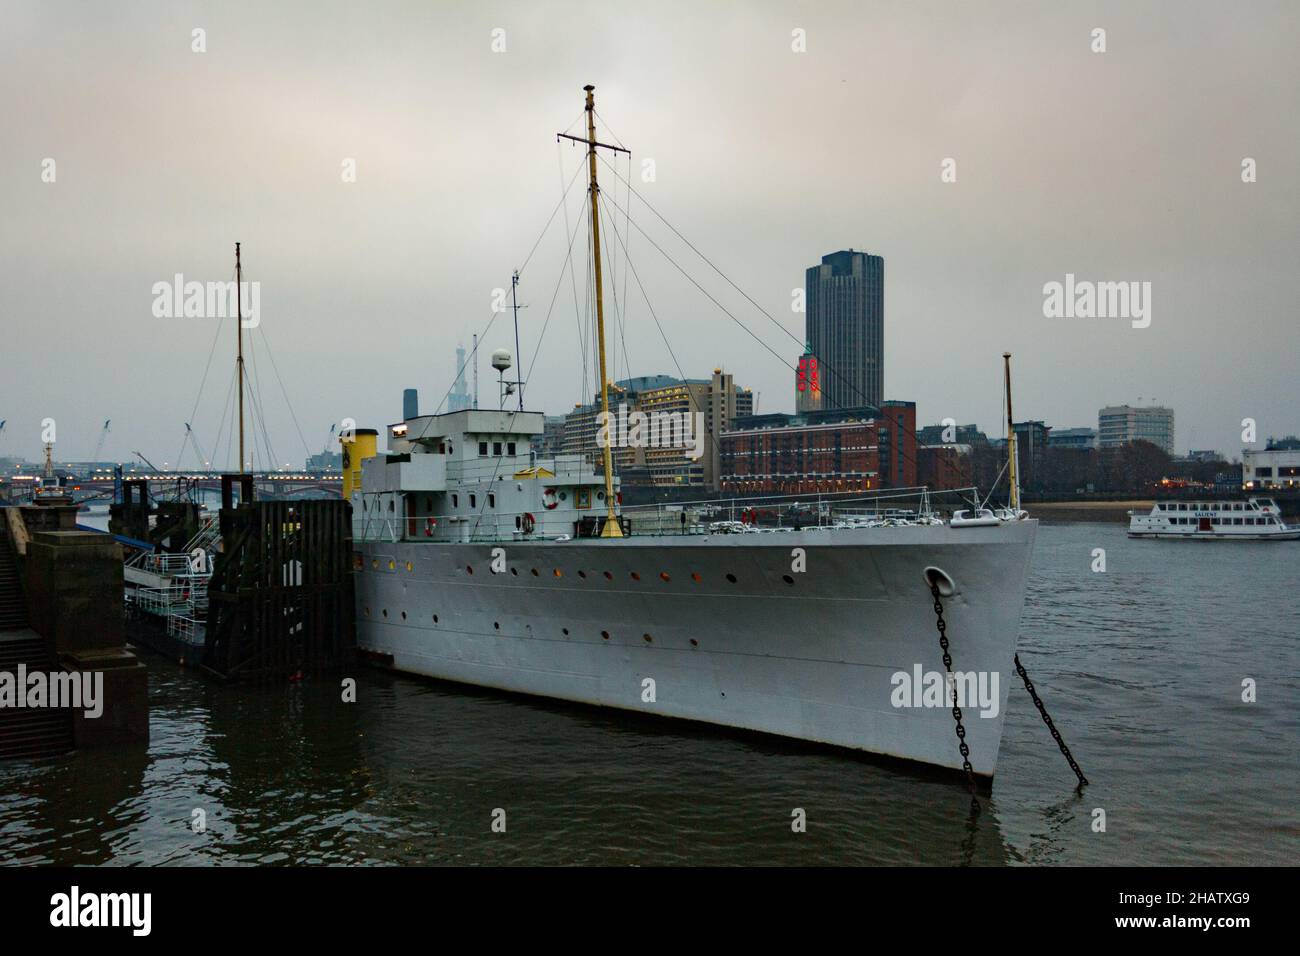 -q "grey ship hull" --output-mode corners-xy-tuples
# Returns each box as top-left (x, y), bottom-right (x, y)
(354, 519), (1038, 779)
